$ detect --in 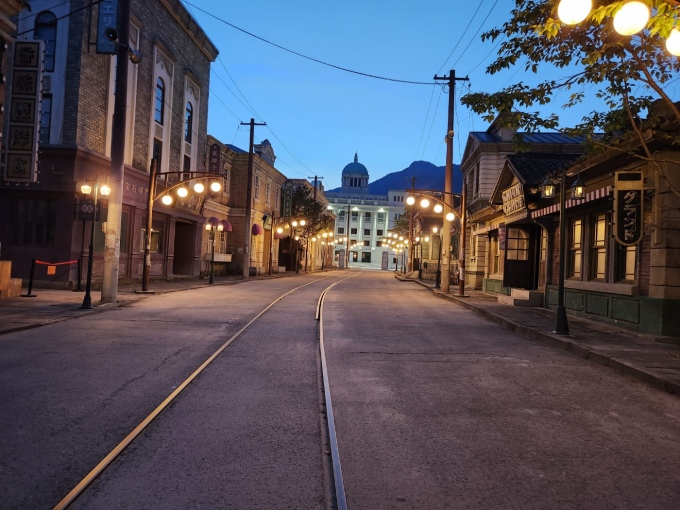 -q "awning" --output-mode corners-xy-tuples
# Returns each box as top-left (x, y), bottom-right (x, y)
(473, 222), (503, 236)
(221, 220), (232, 232)
(252, 224), (264, 235)
(530, 186), (611, 219)
(274, 231), (284, 240)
